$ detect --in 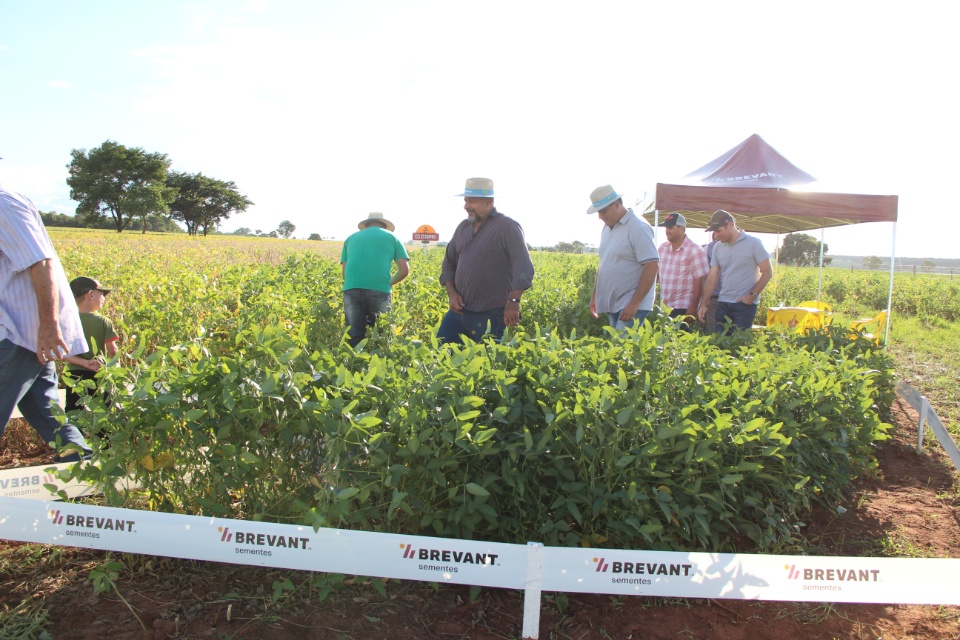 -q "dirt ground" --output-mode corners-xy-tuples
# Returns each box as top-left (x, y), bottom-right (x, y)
(2, 398), (959, 640)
